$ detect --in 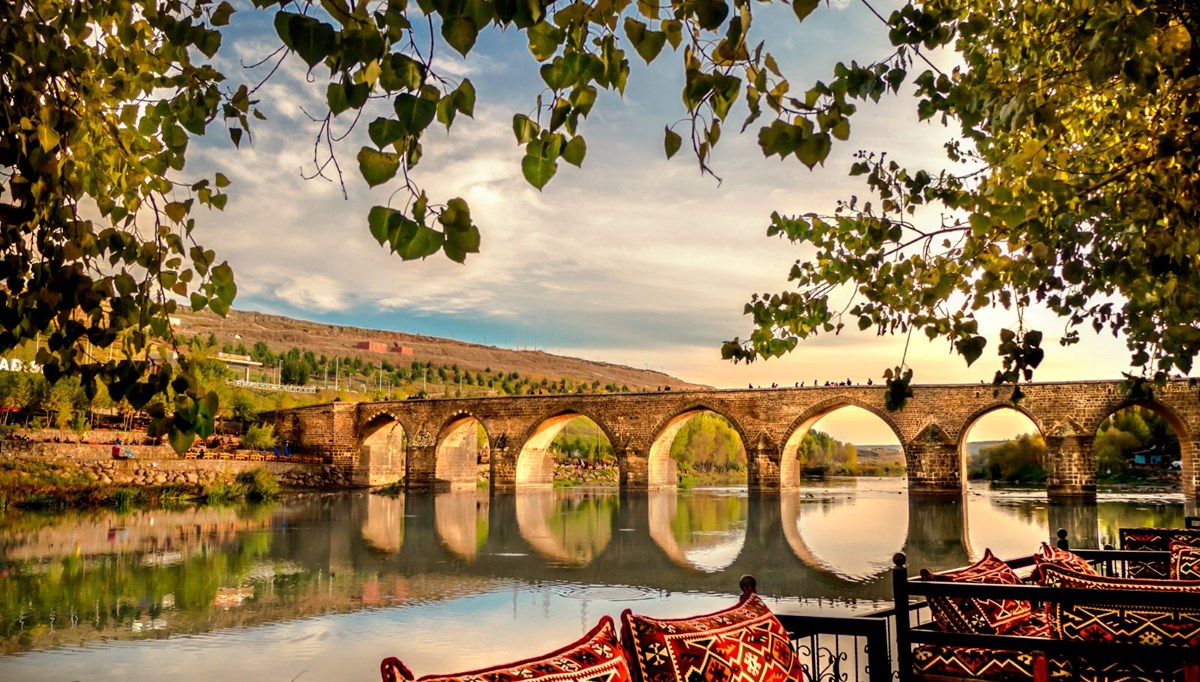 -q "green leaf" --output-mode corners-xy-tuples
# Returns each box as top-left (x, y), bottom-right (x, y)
(327, 82), (350, 115)
(454, 79), (476, 117)
(357, 147), (400, 187)
(392, 217), (444, 260)
(442, 16), (479, 57)
(368, 206), (395, 245)
(522, 153), (558, 190)
(793, 0), (819, 22)
(527, 22), (563, 62)
(393, 94), (437, 135)
(513, 114), (539, 143)
(380, 53), (426, 92)
(211, 1), (235, 26)
(439, 197), (481, 262)
(562, 136), (587, 167)
(664, 127), (682, 159)
(694, 0), (729, 31)
(285, 15), (336, 68)
(369, 117), (406, 148)
(795, 132), (831, 169)
(168, 426), (195, 455)
(954, 335), (987, 366)
(215, 172), (230, 188)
